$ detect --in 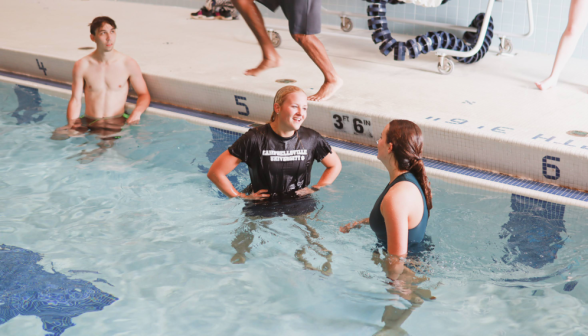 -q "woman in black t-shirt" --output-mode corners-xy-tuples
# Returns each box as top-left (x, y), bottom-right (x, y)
(207, 86), (342, 267)
(208, 85), (342, 206)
